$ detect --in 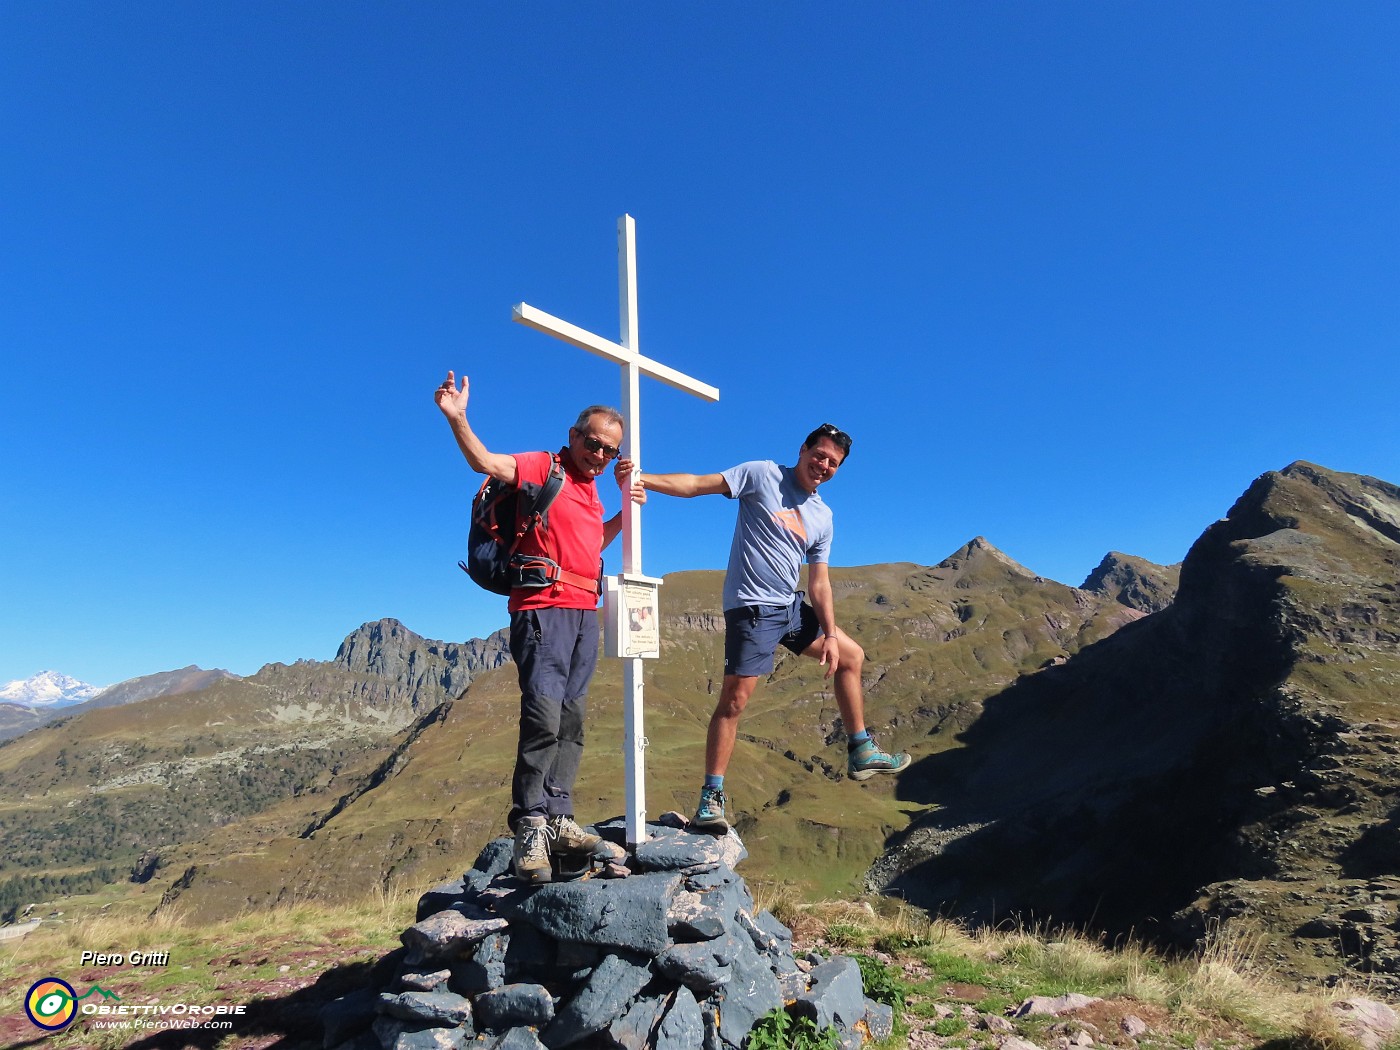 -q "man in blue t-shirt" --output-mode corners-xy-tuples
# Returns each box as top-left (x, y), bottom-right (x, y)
(635, 423), (910, 832)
